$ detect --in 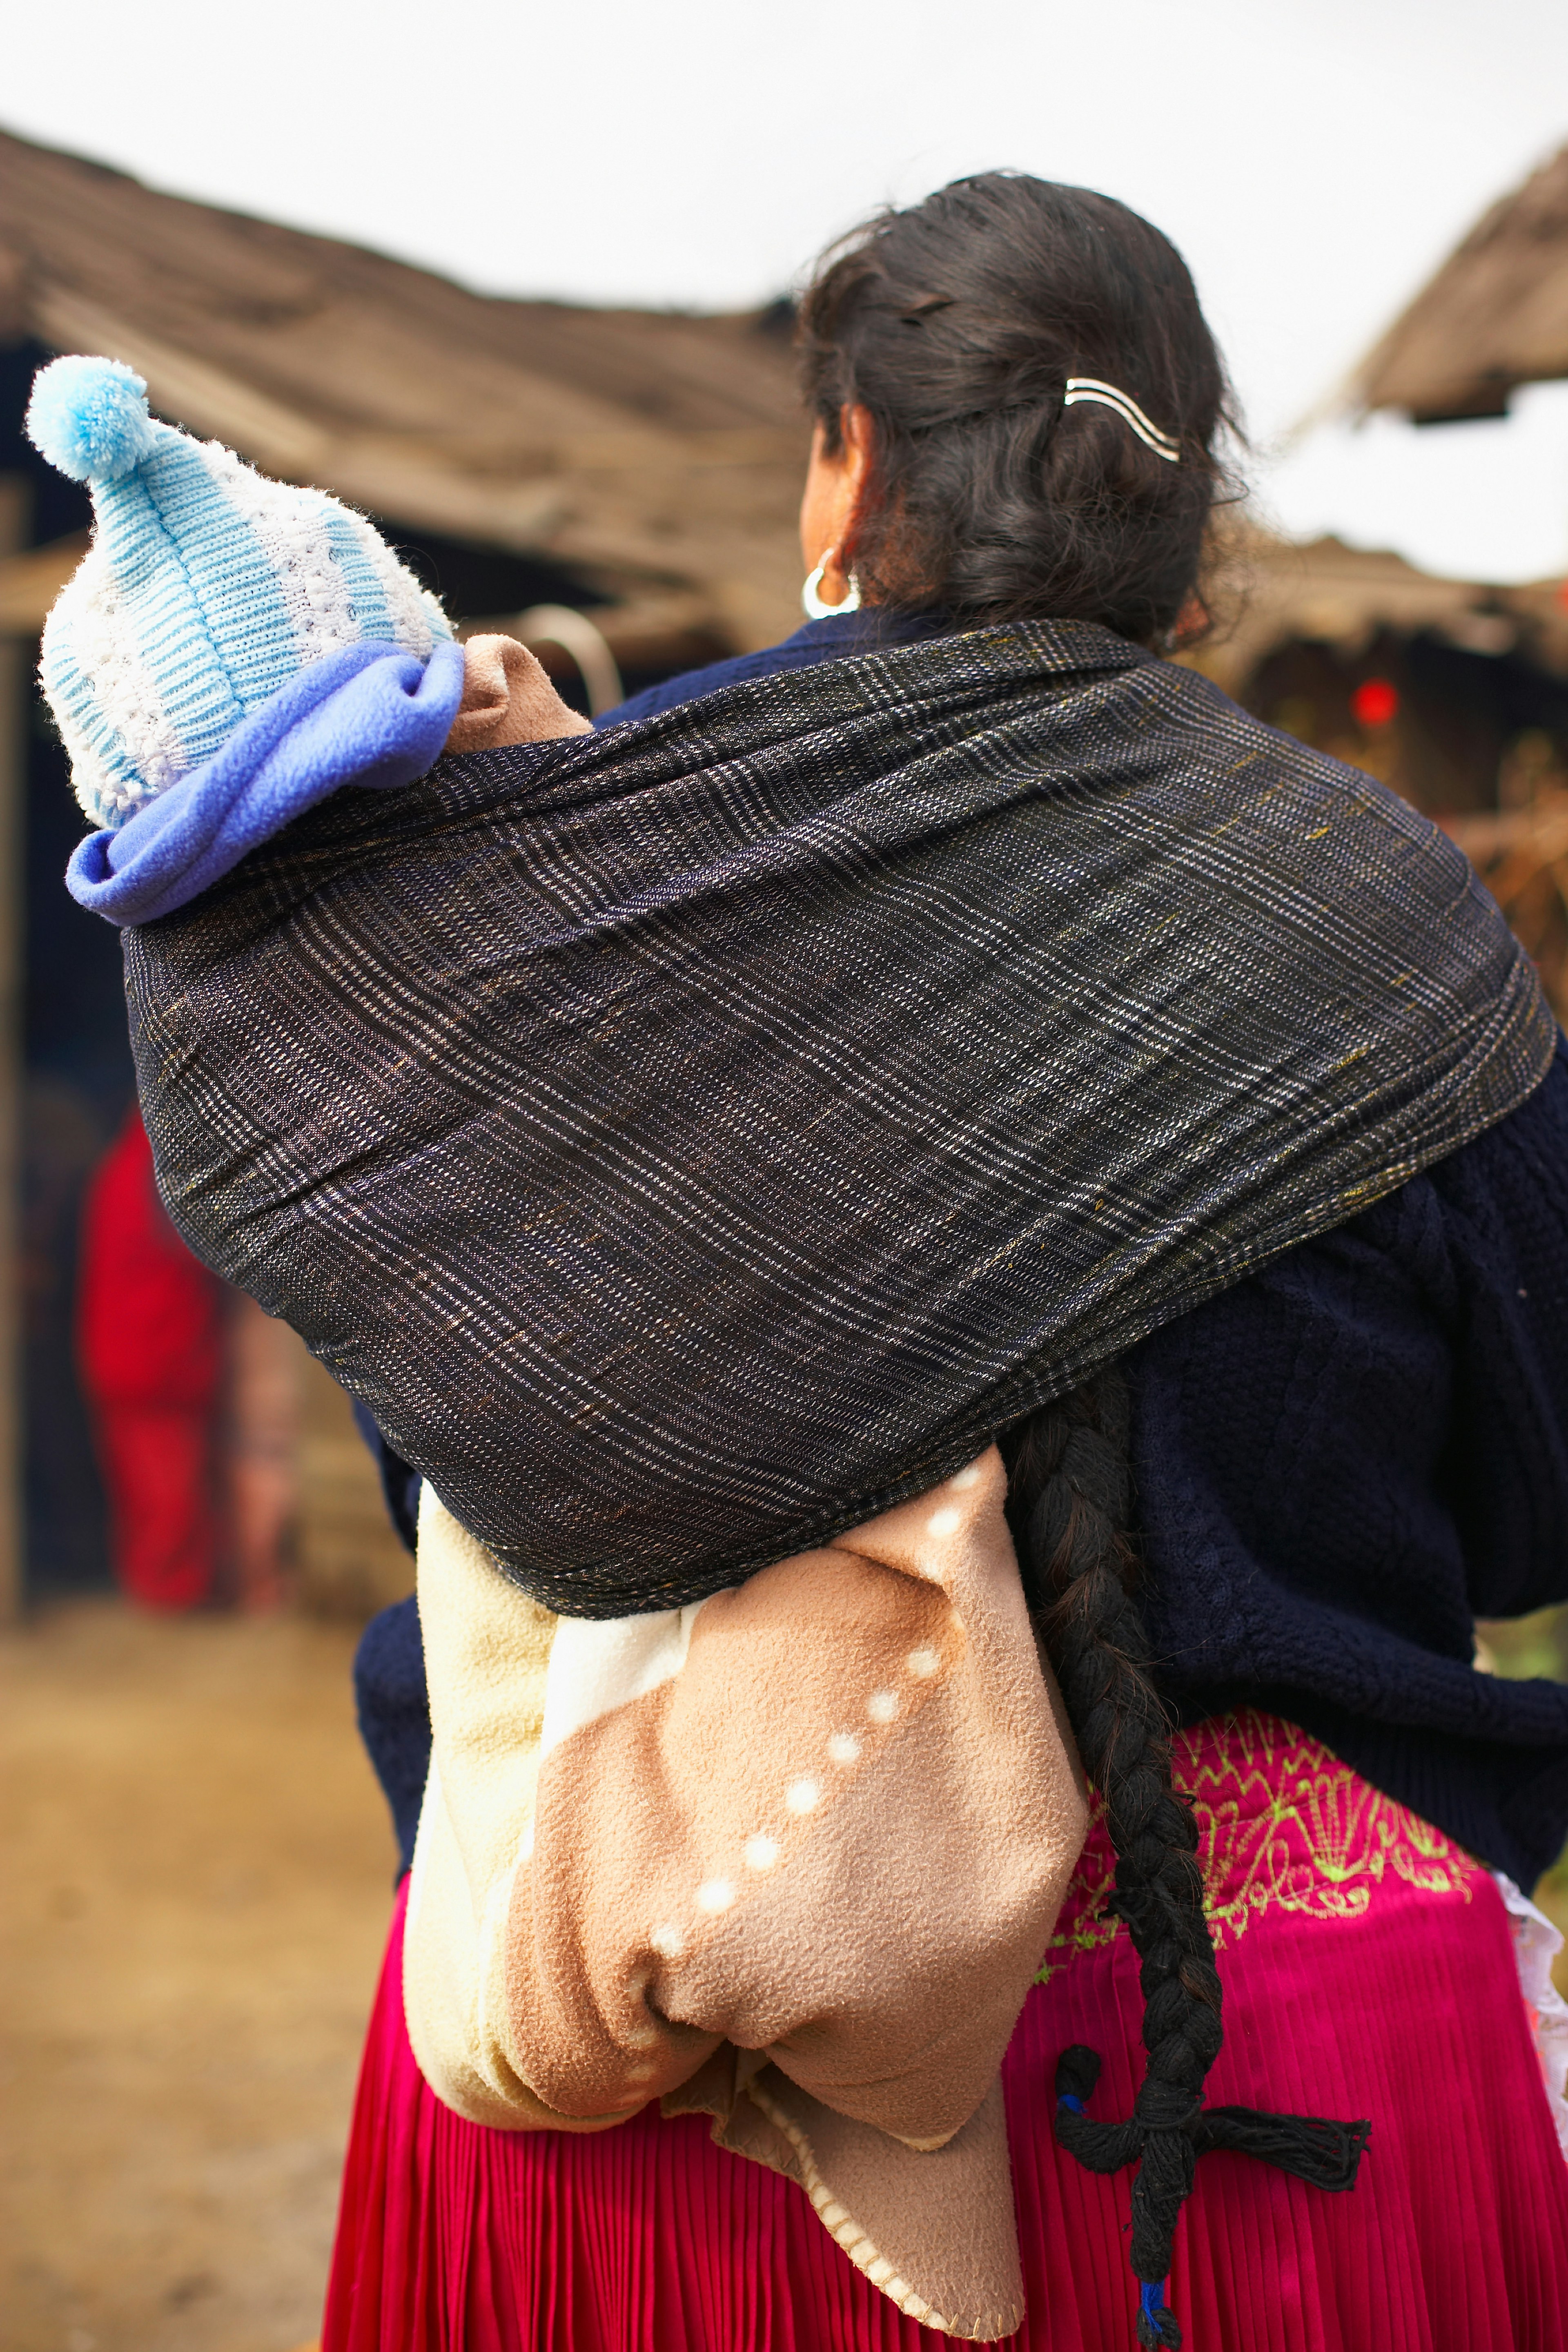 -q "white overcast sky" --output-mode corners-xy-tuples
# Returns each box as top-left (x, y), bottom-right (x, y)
(6, 0), (1568, 582)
